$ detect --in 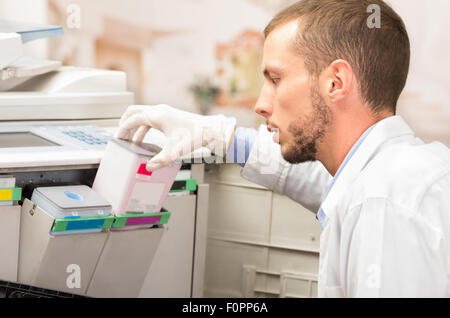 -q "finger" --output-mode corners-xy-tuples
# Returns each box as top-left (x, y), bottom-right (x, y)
(146, 137), (189, 171)
(118, 105), (145, 127)
(133, 125), (151, 143)
(128, 126), (140, 142)
(146, 145), (174, 171)
(114, 125), (133, 140)
(116, 113), (152, 140)
(115, 125), (138, 141)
